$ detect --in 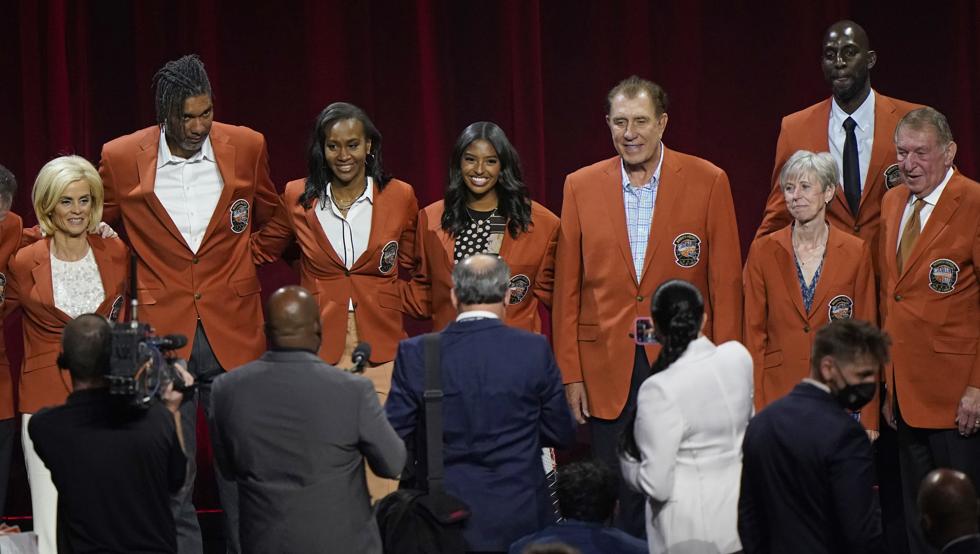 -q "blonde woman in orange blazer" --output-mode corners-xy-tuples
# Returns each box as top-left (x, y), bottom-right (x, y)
(744, 150), (877, 433)
(6, 156), (128, 554)
(412, 122), (559, 333)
